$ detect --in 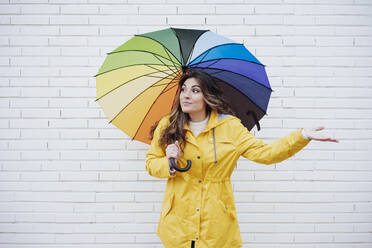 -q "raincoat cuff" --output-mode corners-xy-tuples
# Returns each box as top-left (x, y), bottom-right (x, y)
(166, 158), (177, 178)
(169, 170), (176, 177)
(299, 128), (311, 143)
(301, 128), (310, 140)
